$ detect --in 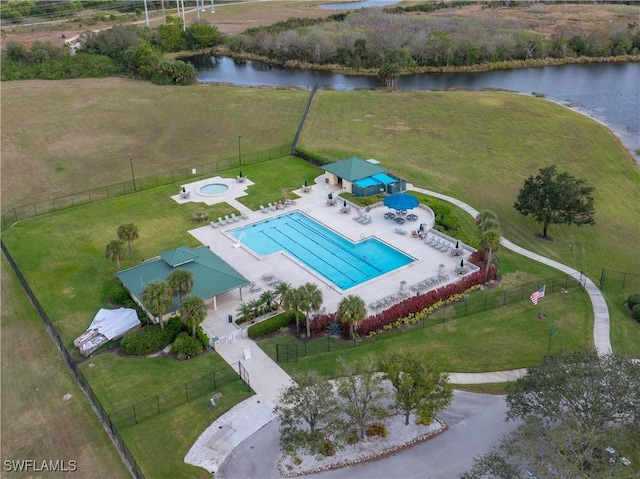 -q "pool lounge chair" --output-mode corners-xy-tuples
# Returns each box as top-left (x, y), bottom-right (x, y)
(218, 216), (225, 226)
(268, 202), (275, 211)
(260, 205), (268, 214)
(231, 213), (239, 222)
(224, 215), (231, 224)
(210, 221), (218, 229)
